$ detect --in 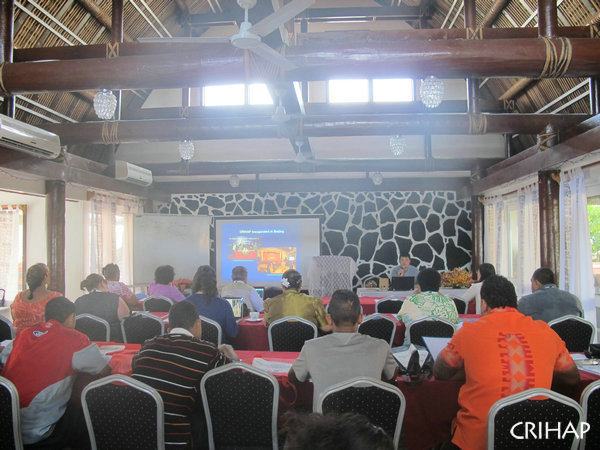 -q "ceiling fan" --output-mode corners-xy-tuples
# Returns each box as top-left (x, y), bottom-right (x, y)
(139, 0), (315, 70)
